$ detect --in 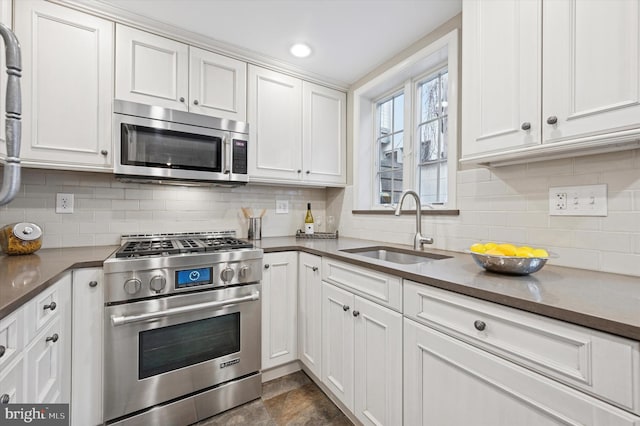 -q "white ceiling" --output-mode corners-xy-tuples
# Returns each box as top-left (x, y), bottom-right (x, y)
(88, 0), (461, 87)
